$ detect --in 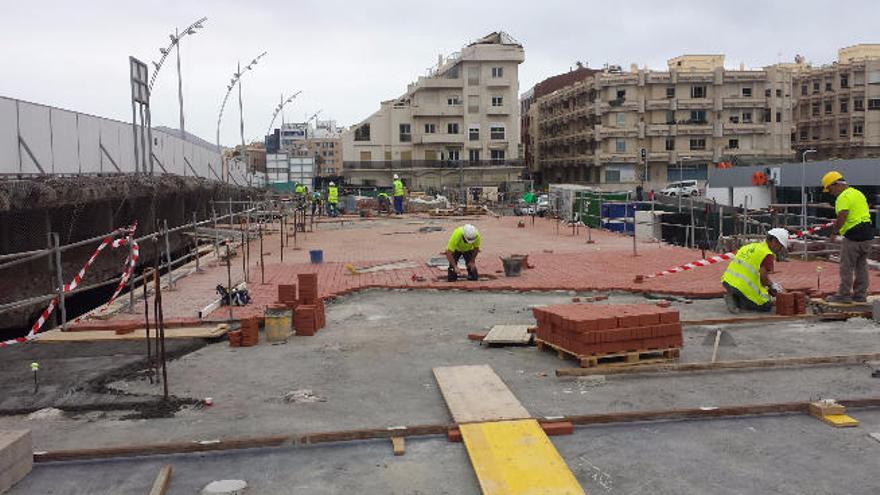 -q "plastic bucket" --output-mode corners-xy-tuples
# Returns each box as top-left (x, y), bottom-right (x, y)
(501, 256), (525, 277)
(309, 249), (324, 264)
(264, 306), (292, 343)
